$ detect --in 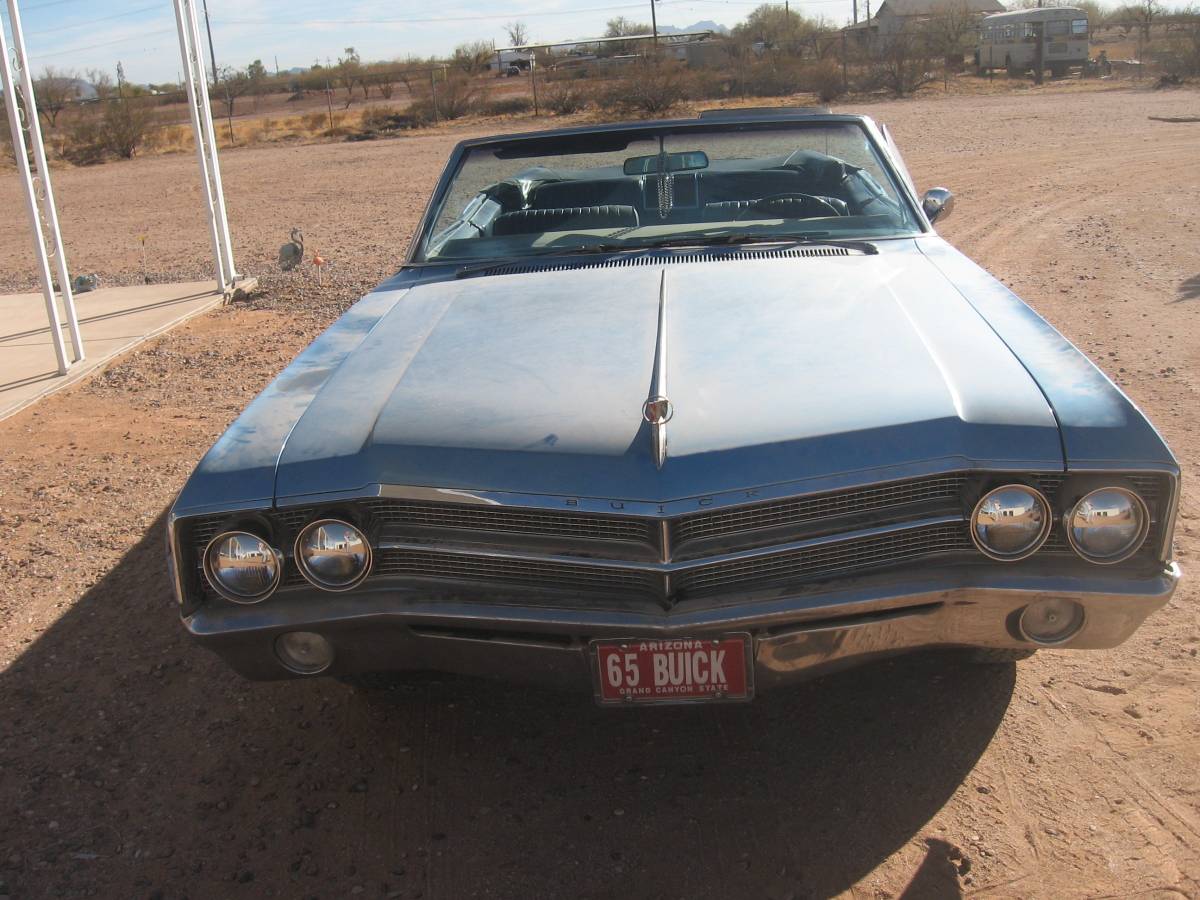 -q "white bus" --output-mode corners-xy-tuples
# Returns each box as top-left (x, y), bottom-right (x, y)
(975, 7), (1089, 77)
